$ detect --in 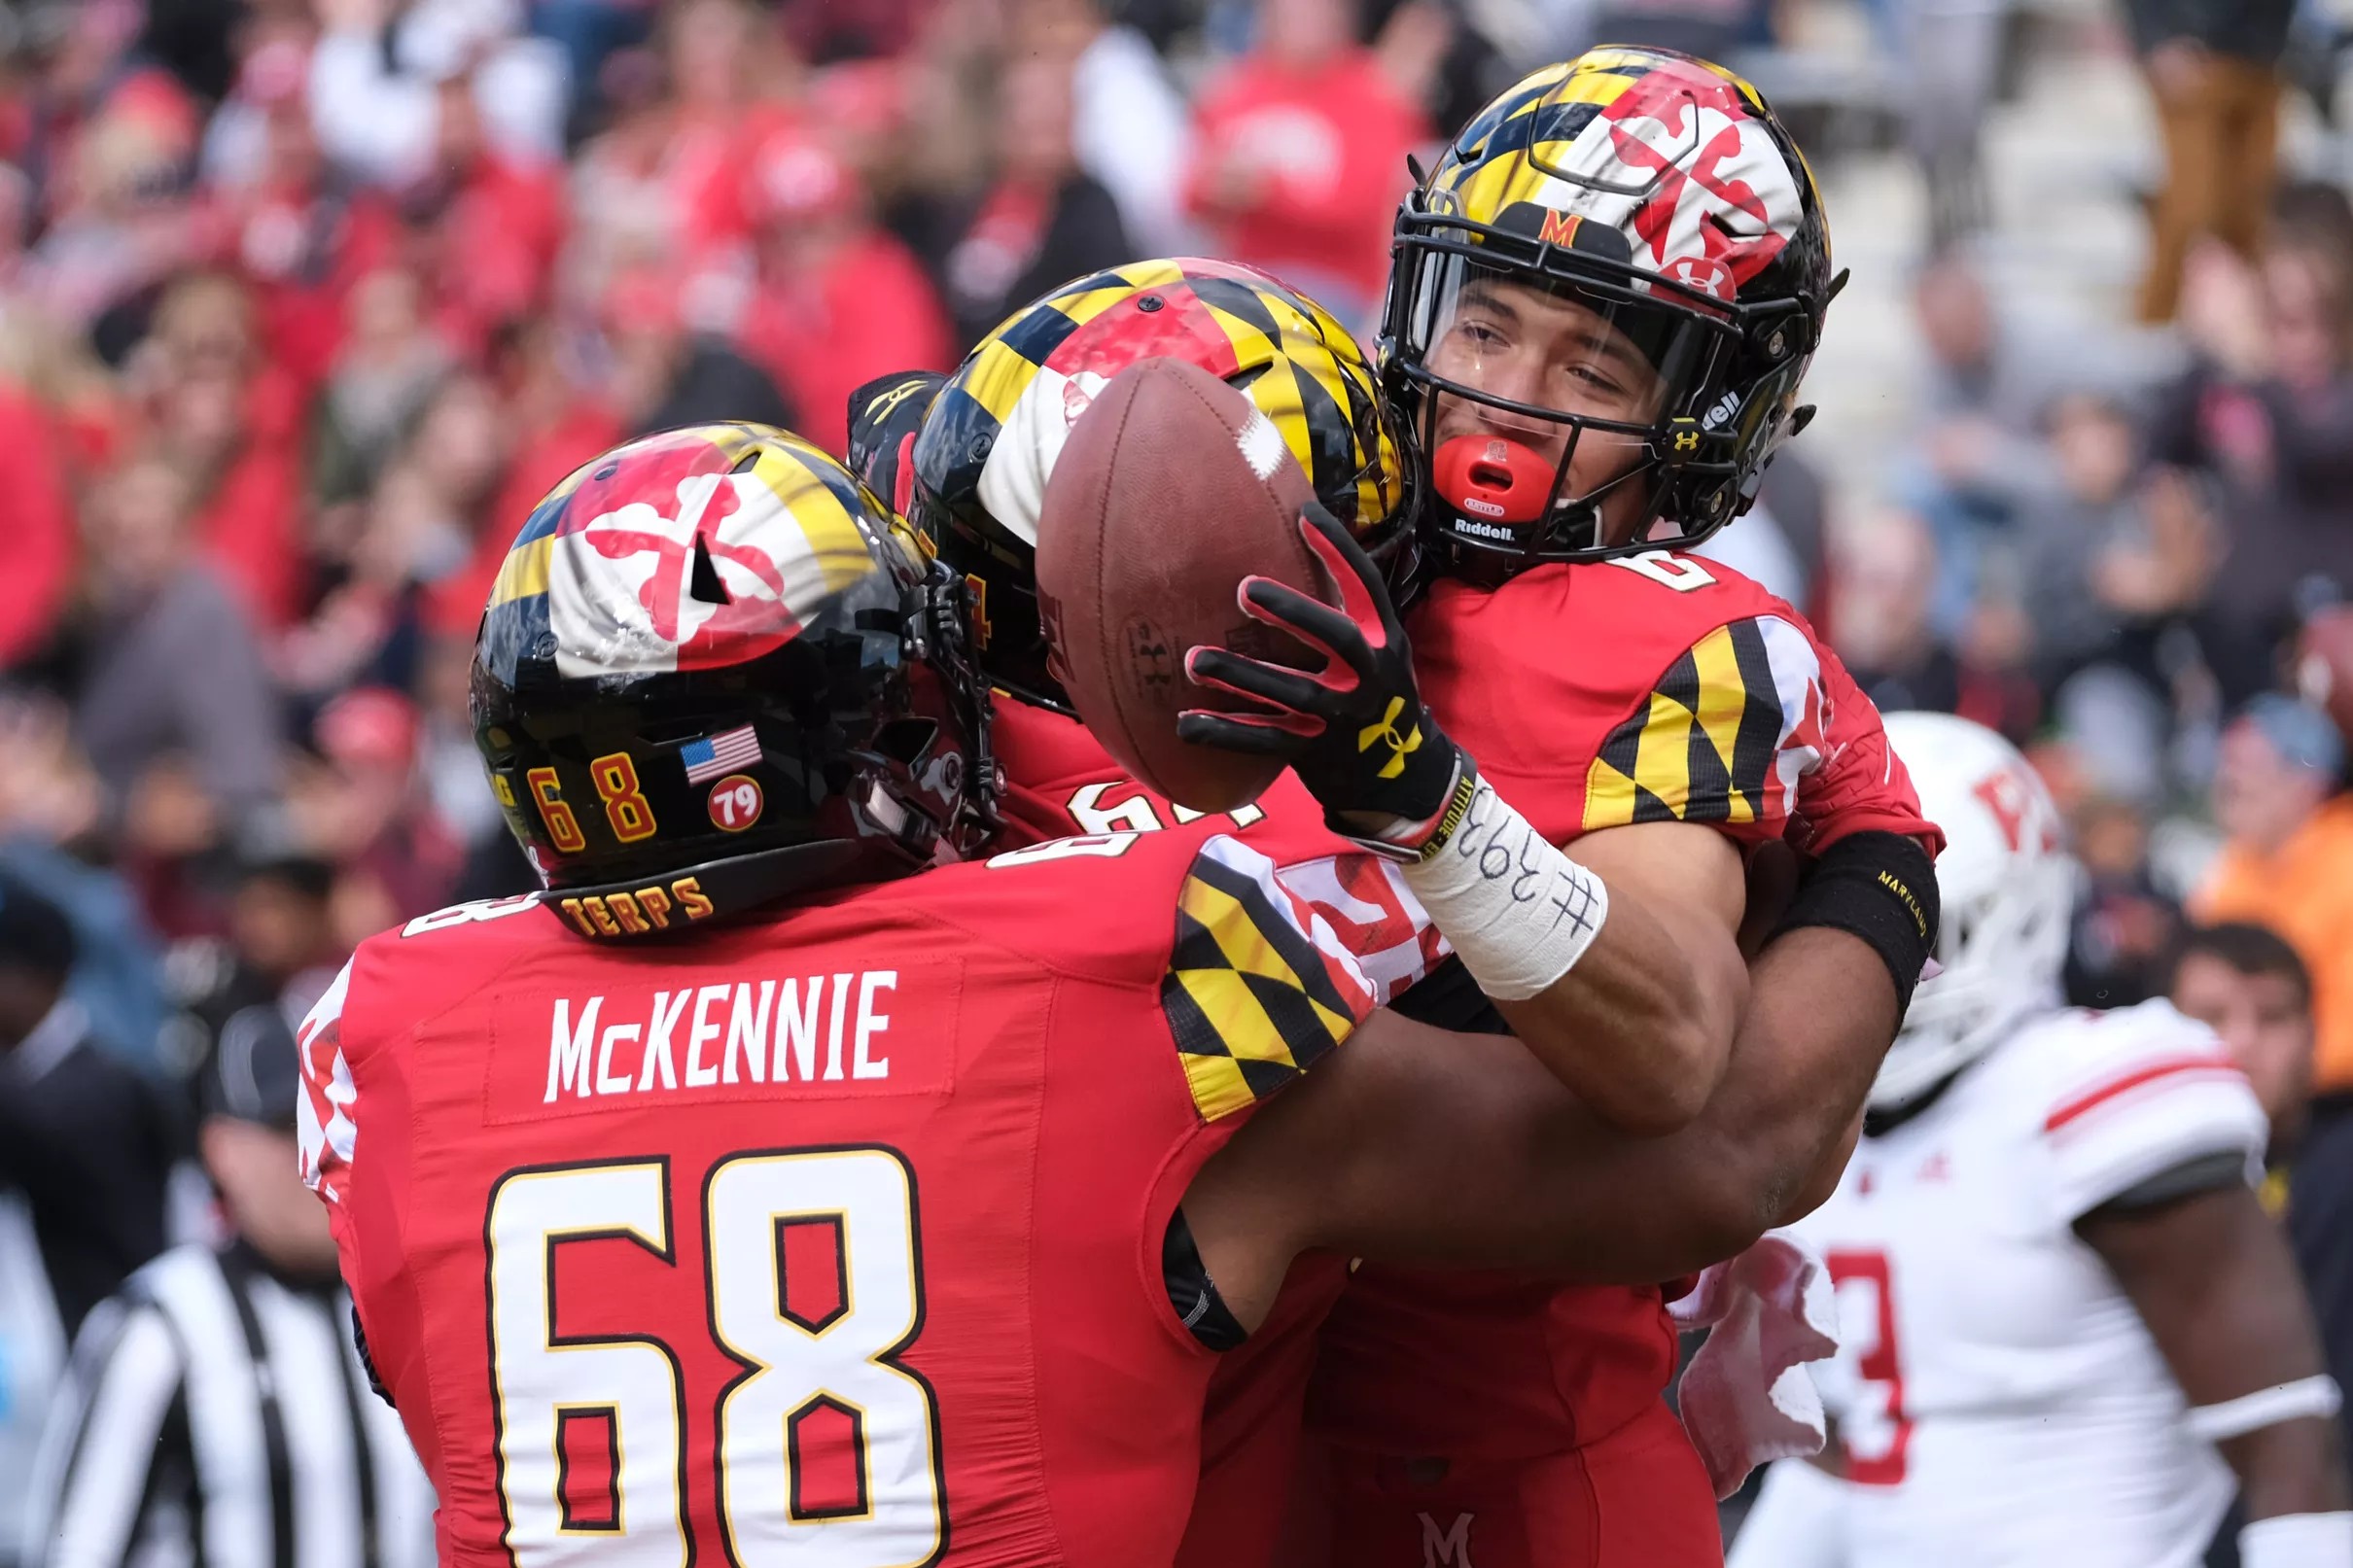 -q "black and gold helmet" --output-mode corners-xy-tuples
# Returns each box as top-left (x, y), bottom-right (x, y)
(470, 423), (996, 936)
(907, 258), (1414, 712)
(1384, 48), (1838, 575)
